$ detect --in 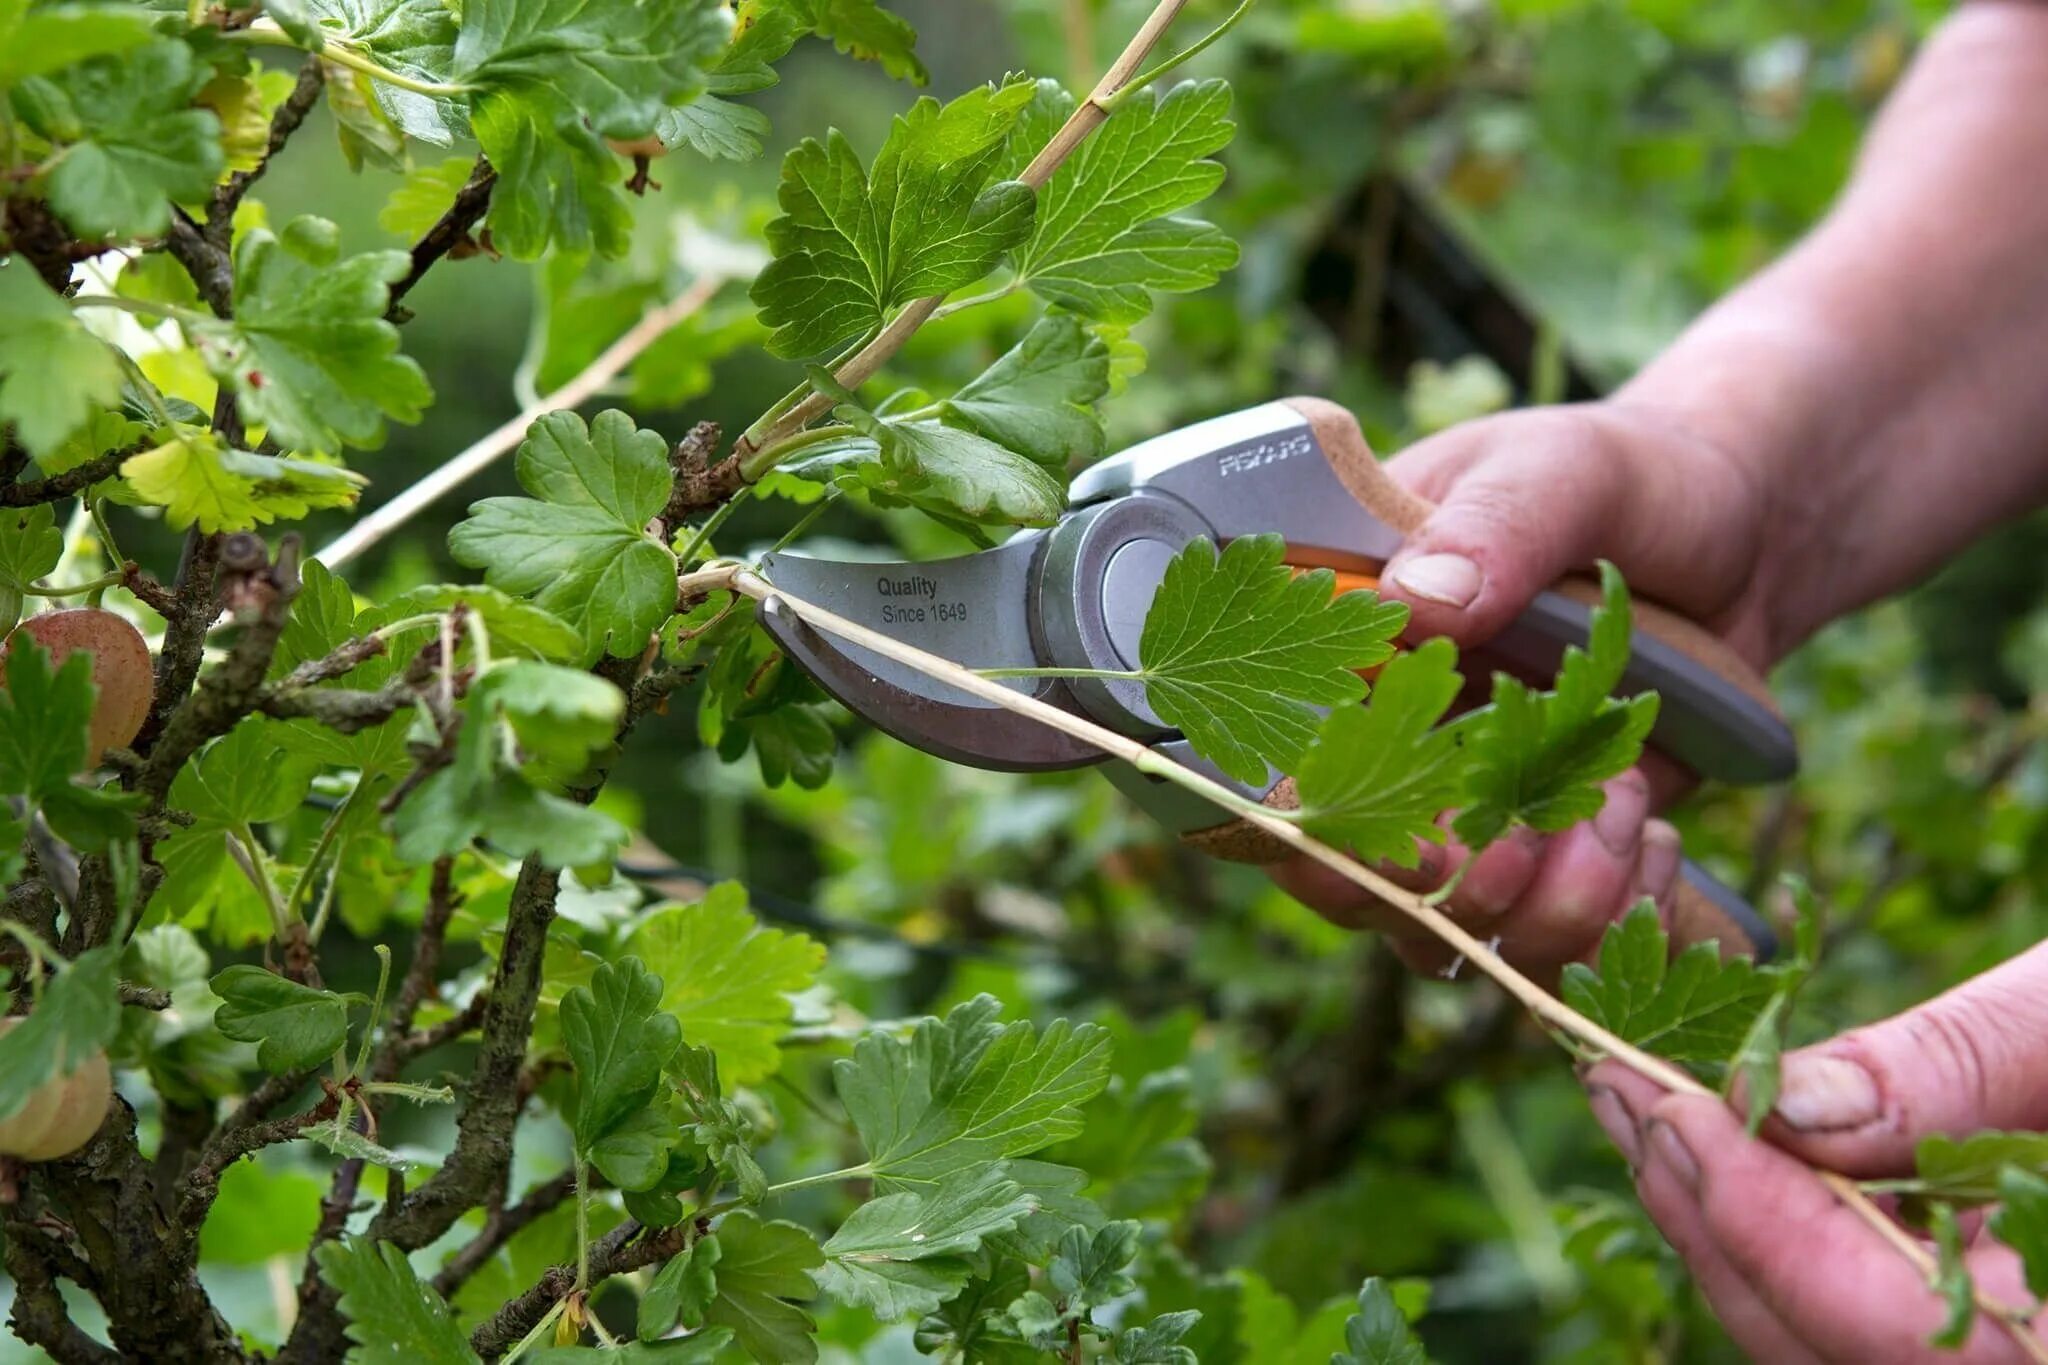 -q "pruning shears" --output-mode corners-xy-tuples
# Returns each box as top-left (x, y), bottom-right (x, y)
(757, 398), (1796, 960)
